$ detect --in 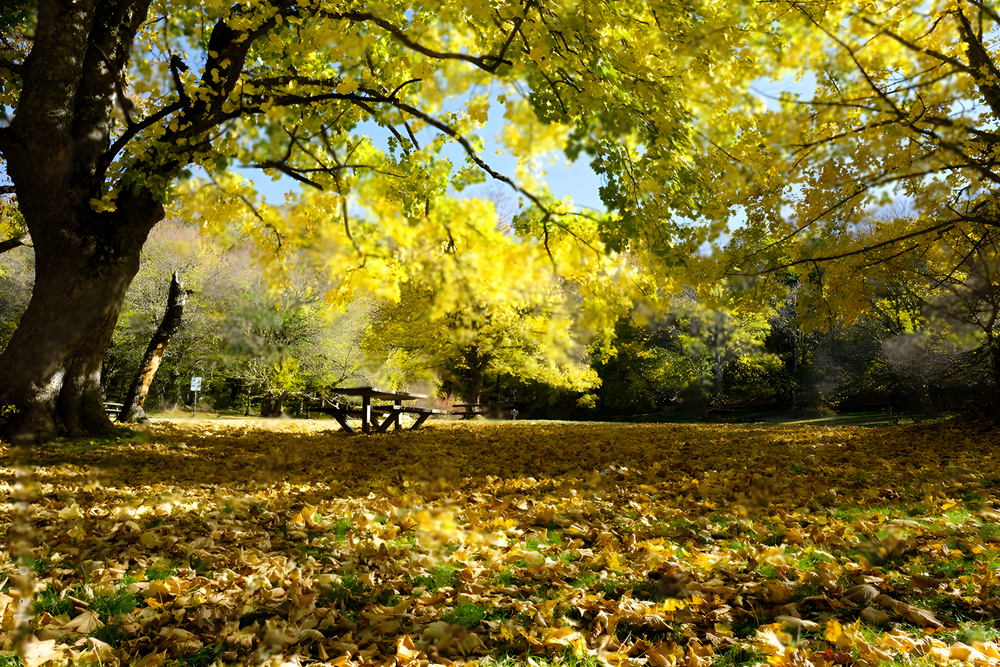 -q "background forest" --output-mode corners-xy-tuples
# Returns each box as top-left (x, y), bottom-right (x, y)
(2, 0), (1000, 429)
(2, 197), (992, 423)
